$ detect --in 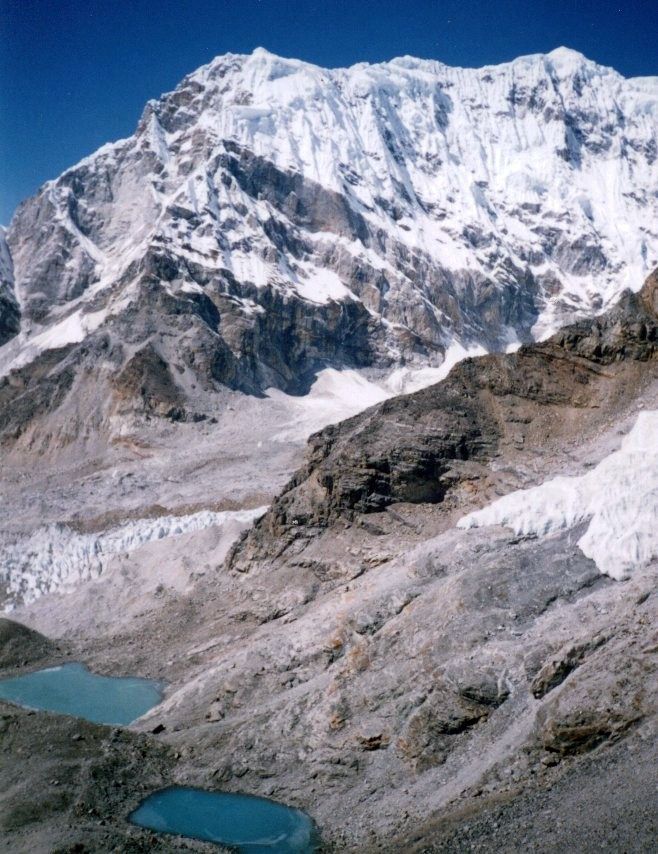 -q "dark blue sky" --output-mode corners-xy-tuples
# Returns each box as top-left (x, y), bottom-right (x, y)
(1, 0), (656, 223)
